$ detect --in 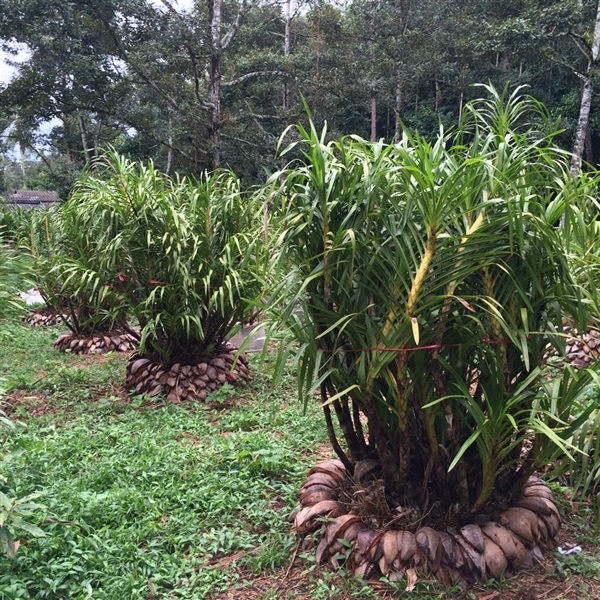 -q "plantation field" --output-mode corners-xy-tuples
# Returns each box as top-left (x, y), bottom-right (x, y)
(1, 321), (600, 600)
